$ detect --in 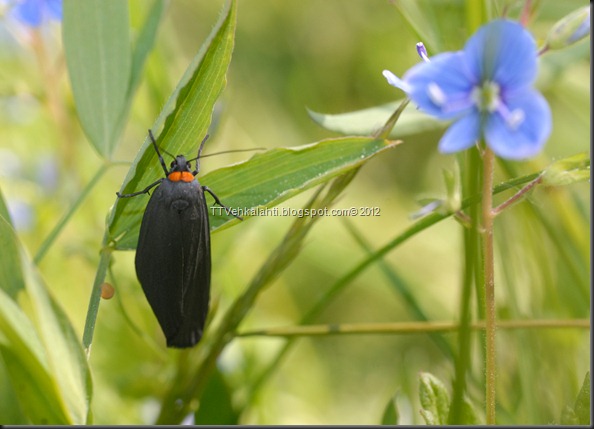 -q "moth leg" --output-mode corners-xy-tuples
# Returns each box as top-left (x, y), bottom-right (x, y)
(202, 186), (243, 220)
(117, 178), (164, 198)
